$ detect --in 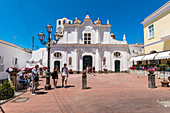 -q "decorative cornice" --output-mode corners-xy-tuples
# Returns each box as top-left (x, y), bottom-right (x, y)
(141, 1), (170, 25)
